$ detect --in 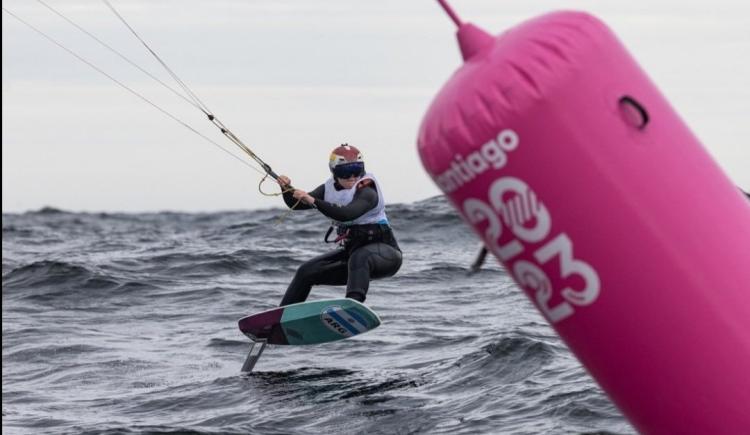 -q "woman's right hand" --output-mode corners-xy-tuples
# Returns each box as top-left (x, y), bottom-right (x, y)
(277, 175), (291, 188)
